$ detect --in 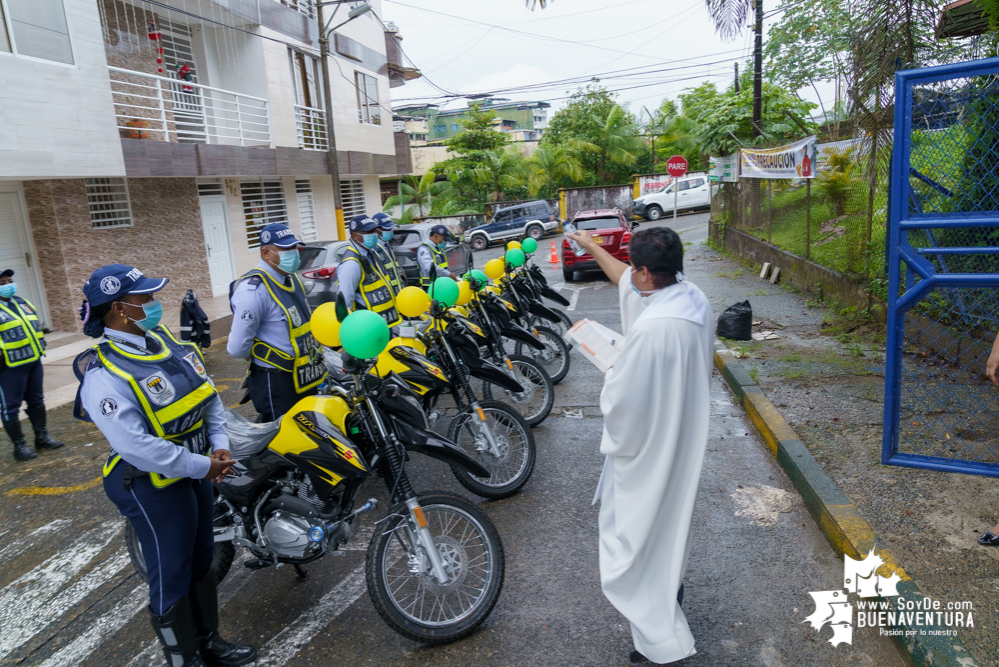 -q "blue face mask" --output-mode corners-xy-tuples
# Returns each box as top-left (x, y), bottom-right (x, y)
(438, 241), (448, 251)
(125, 299), (163, 332)
(361, 233), (380, 249)
(380, 231), (394, 242)
(277, 249), (301, 273)
(0, 283), (16, 299)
